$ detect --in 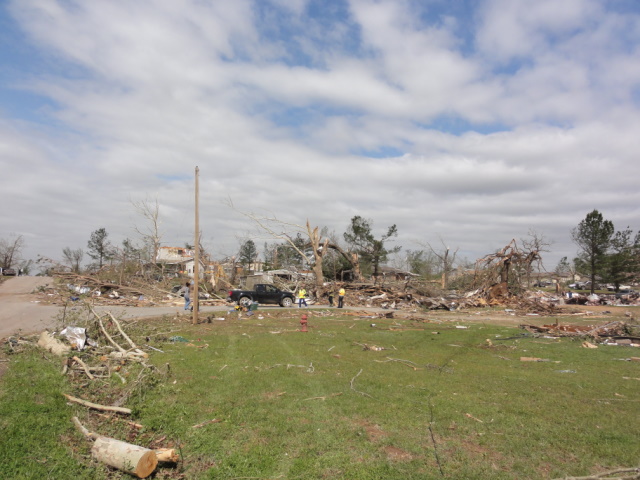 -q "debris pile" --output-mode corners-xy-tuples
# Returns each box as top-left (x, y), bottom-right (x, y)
(10, 305), (181, 478)
(565, 291), (640, 306)
(521, 320), (640, 346)
(41, 271), (229, 308)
